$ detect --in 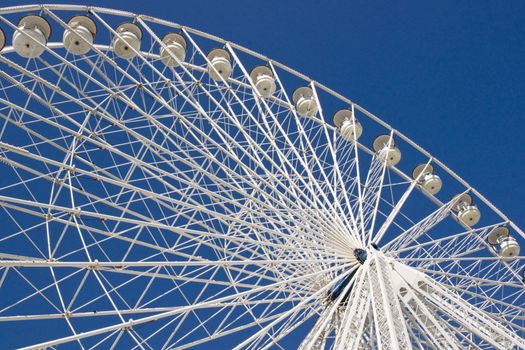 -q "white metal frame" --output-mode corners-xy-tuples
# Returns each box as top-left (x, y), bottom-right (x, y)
(0, 4), (521, 349)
